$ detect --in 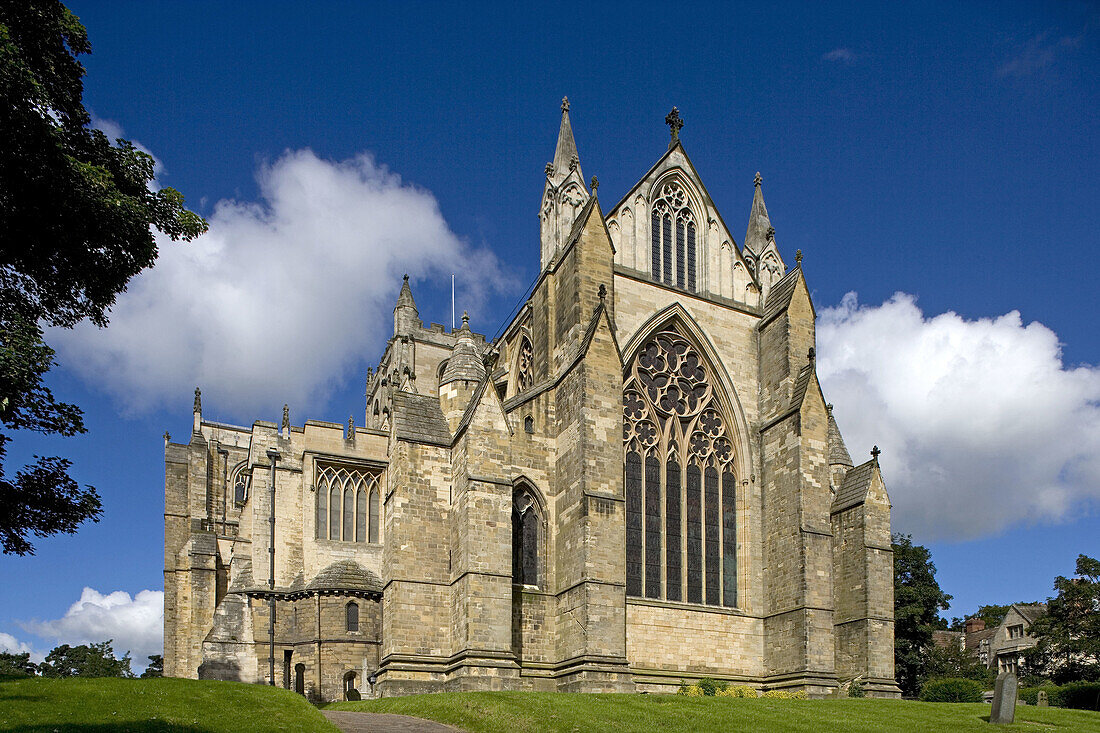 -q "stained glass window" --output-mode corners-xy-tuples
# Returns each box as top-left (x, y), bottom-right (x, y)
(649, 182), (698, 293)
(623, 328), (738, 606)
(513, 486), (542, 587)
(315, 465), (383, 543)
